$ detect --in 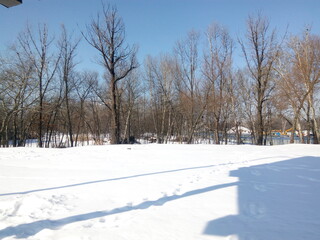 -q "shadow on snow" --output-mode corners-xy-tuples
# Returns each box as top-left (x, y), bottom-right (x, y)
(0, 156), (277, 197)
(1, 156), (318, 239)
(203, 156), (320, 240)
(0, 182), (236, 239)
